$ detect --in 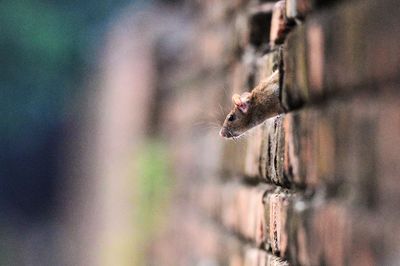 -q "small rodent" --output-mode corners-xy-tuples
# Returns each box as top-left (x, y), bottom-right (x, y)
(219, 70), (284, 139)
